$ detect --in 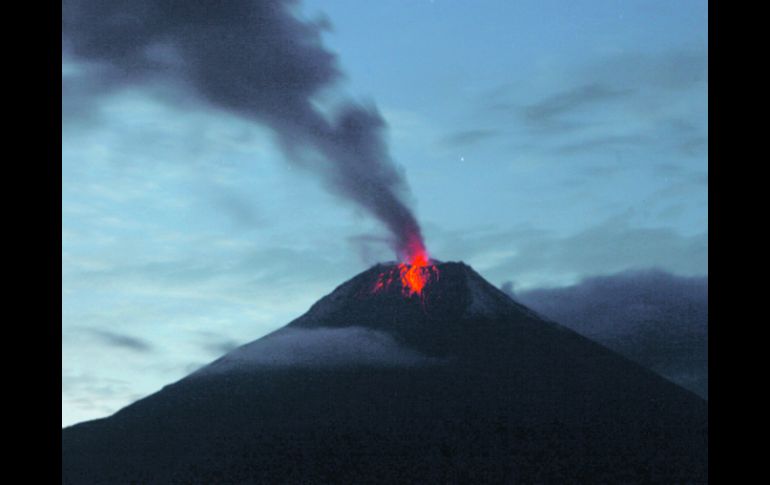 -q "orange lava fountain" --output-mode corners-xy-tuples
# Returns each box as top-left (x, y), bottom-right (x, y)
(373, 243), (439, 297)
